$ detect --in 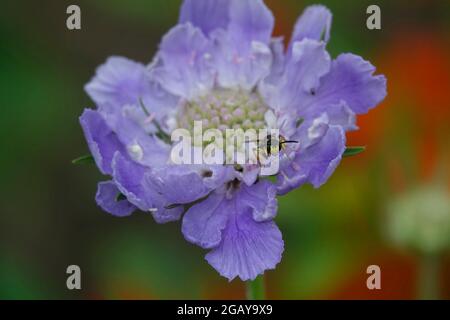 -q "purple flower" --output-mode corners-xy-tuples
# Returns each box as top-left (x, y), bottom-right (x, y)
(79, 2), (386, 281)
